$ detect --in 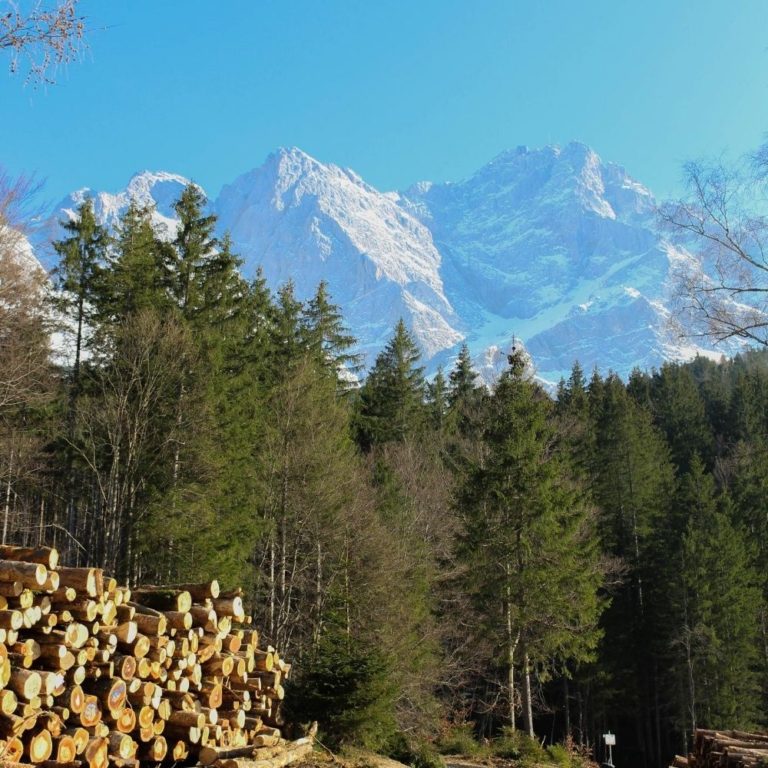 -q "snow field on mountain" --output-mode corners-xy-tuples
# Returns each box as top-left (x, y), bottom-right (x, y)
(39, 143), (747, 384)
